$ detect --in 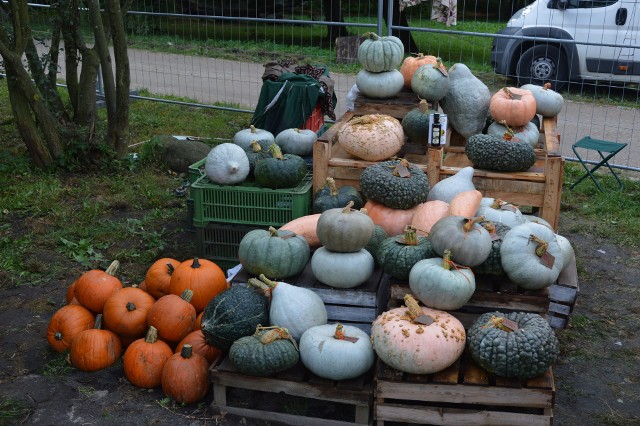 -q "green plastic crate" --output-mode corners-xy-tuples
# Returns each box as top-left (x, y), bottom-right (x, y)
(190, 172), (313, 227)
(194, 222), (266, 272)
